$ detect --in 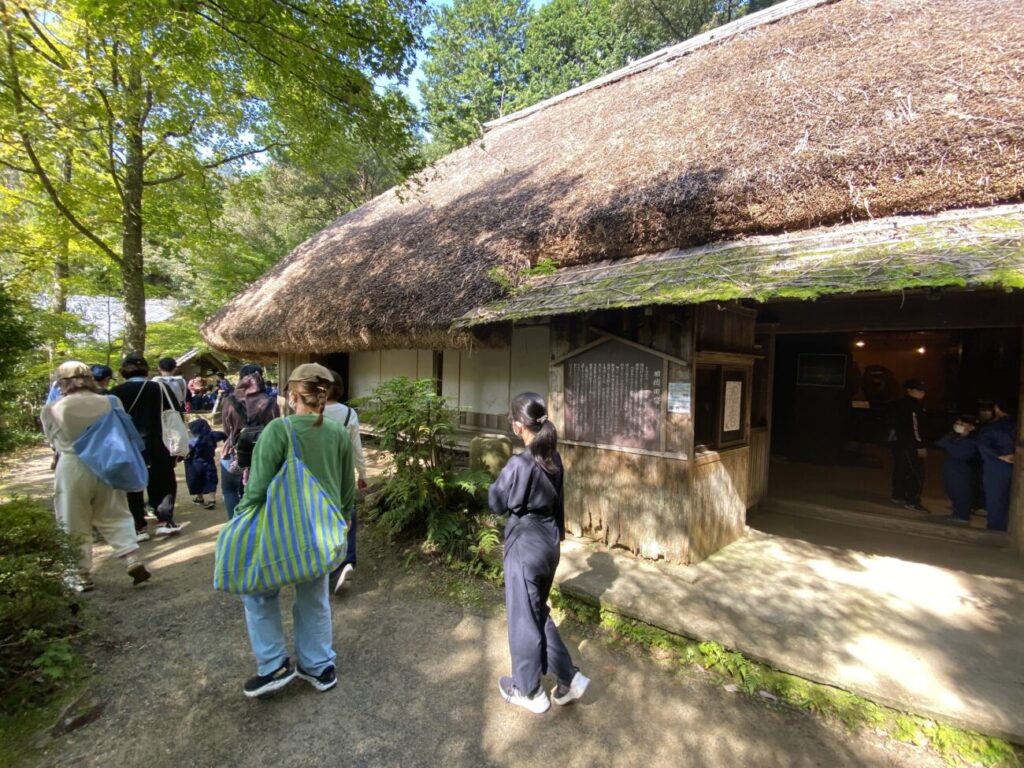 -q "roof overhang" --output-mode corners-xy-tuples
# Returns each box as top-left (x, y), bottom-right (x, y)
(453, 204), (1024, 329)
